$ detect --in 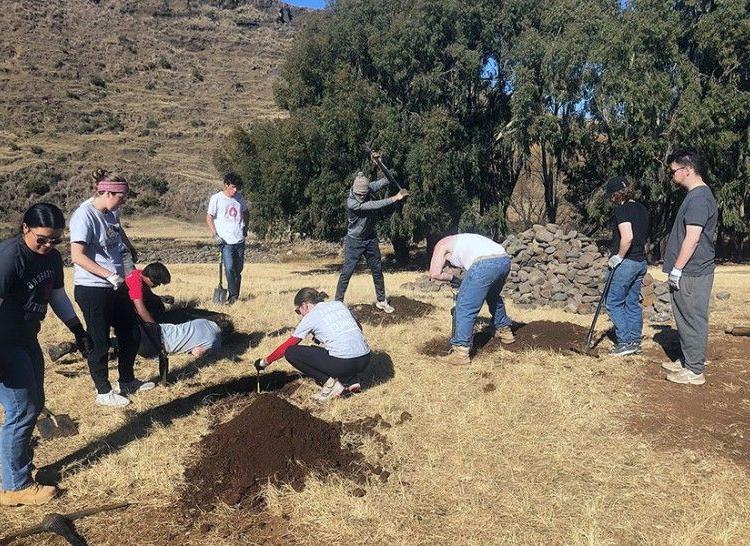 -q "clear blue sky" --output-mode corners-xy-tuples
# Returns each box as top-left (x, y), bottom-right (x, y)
(287, 0), (327, 8)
